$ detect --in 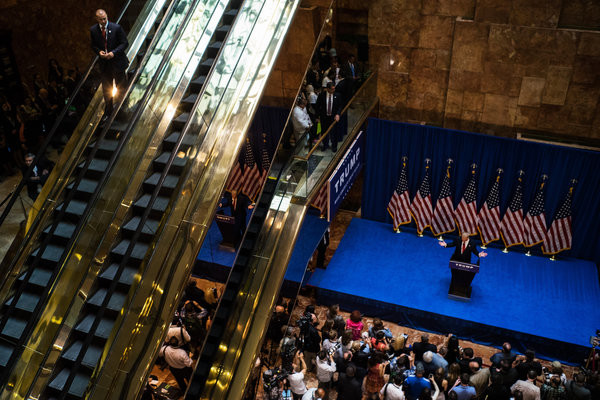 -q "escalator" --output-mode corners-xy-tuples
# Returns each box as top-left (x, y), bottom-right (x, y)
(0, 0), (301, 398)
(0, 0), (232, 397)
(0, 0), (176, 381)
(41, 1), (241, 397)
